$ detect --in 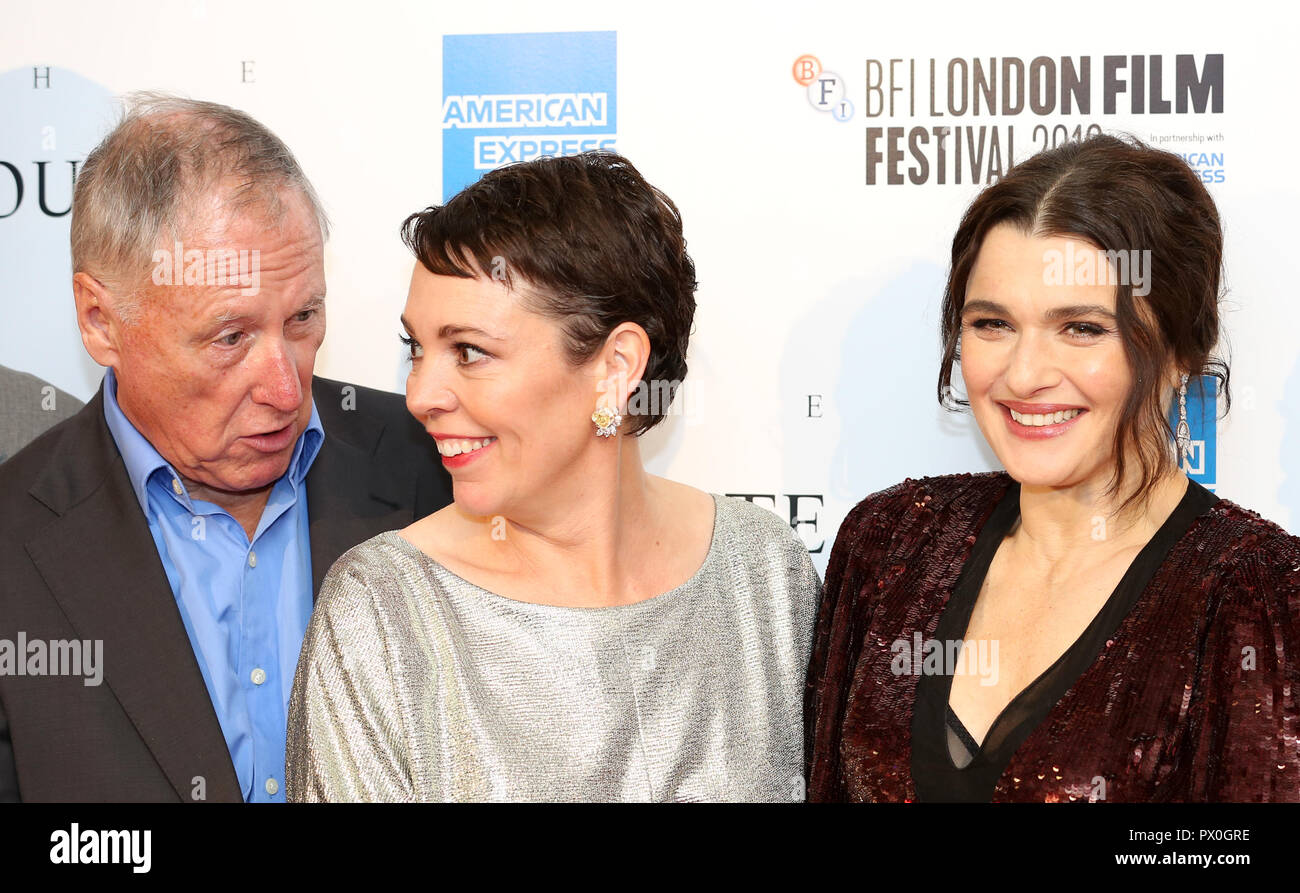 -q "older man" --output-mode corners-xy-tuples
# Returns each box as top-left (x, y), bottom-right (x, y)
(0, 95), (450, 802)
